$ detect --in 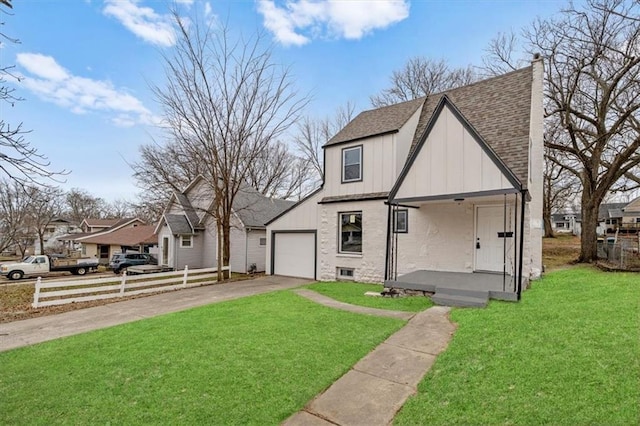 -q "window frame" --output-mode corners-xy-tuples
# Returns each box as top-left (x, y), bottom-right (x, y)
(341, 145), (363, 183)
(393, 209), (408, 233)
(338, 211), (363, 254)
(180, 234), (193, 248)
(259, 237), (267, 246)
